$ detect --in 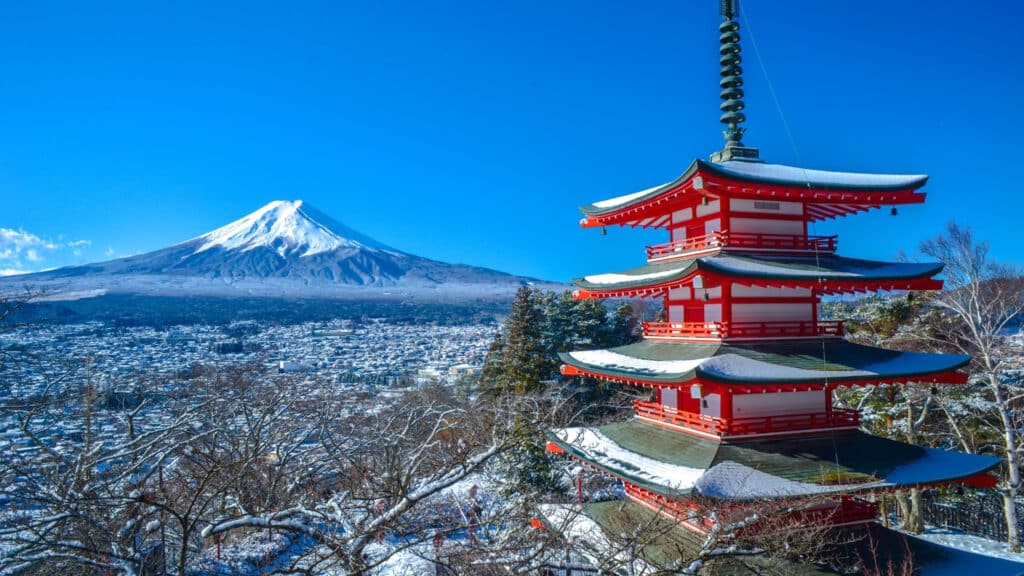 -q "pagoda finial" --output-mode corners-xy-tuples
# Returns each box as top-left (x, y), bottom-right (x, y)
(712, 0), (759, 162)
